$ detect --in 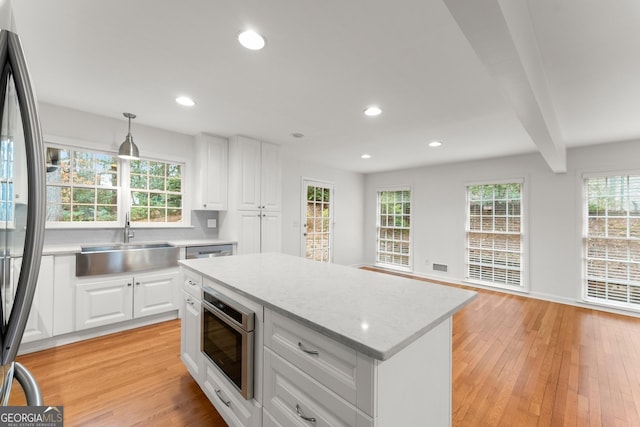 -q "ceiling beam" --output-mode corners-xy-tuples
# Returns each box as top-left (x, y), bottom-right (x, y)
(442, 0), (567, 173)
